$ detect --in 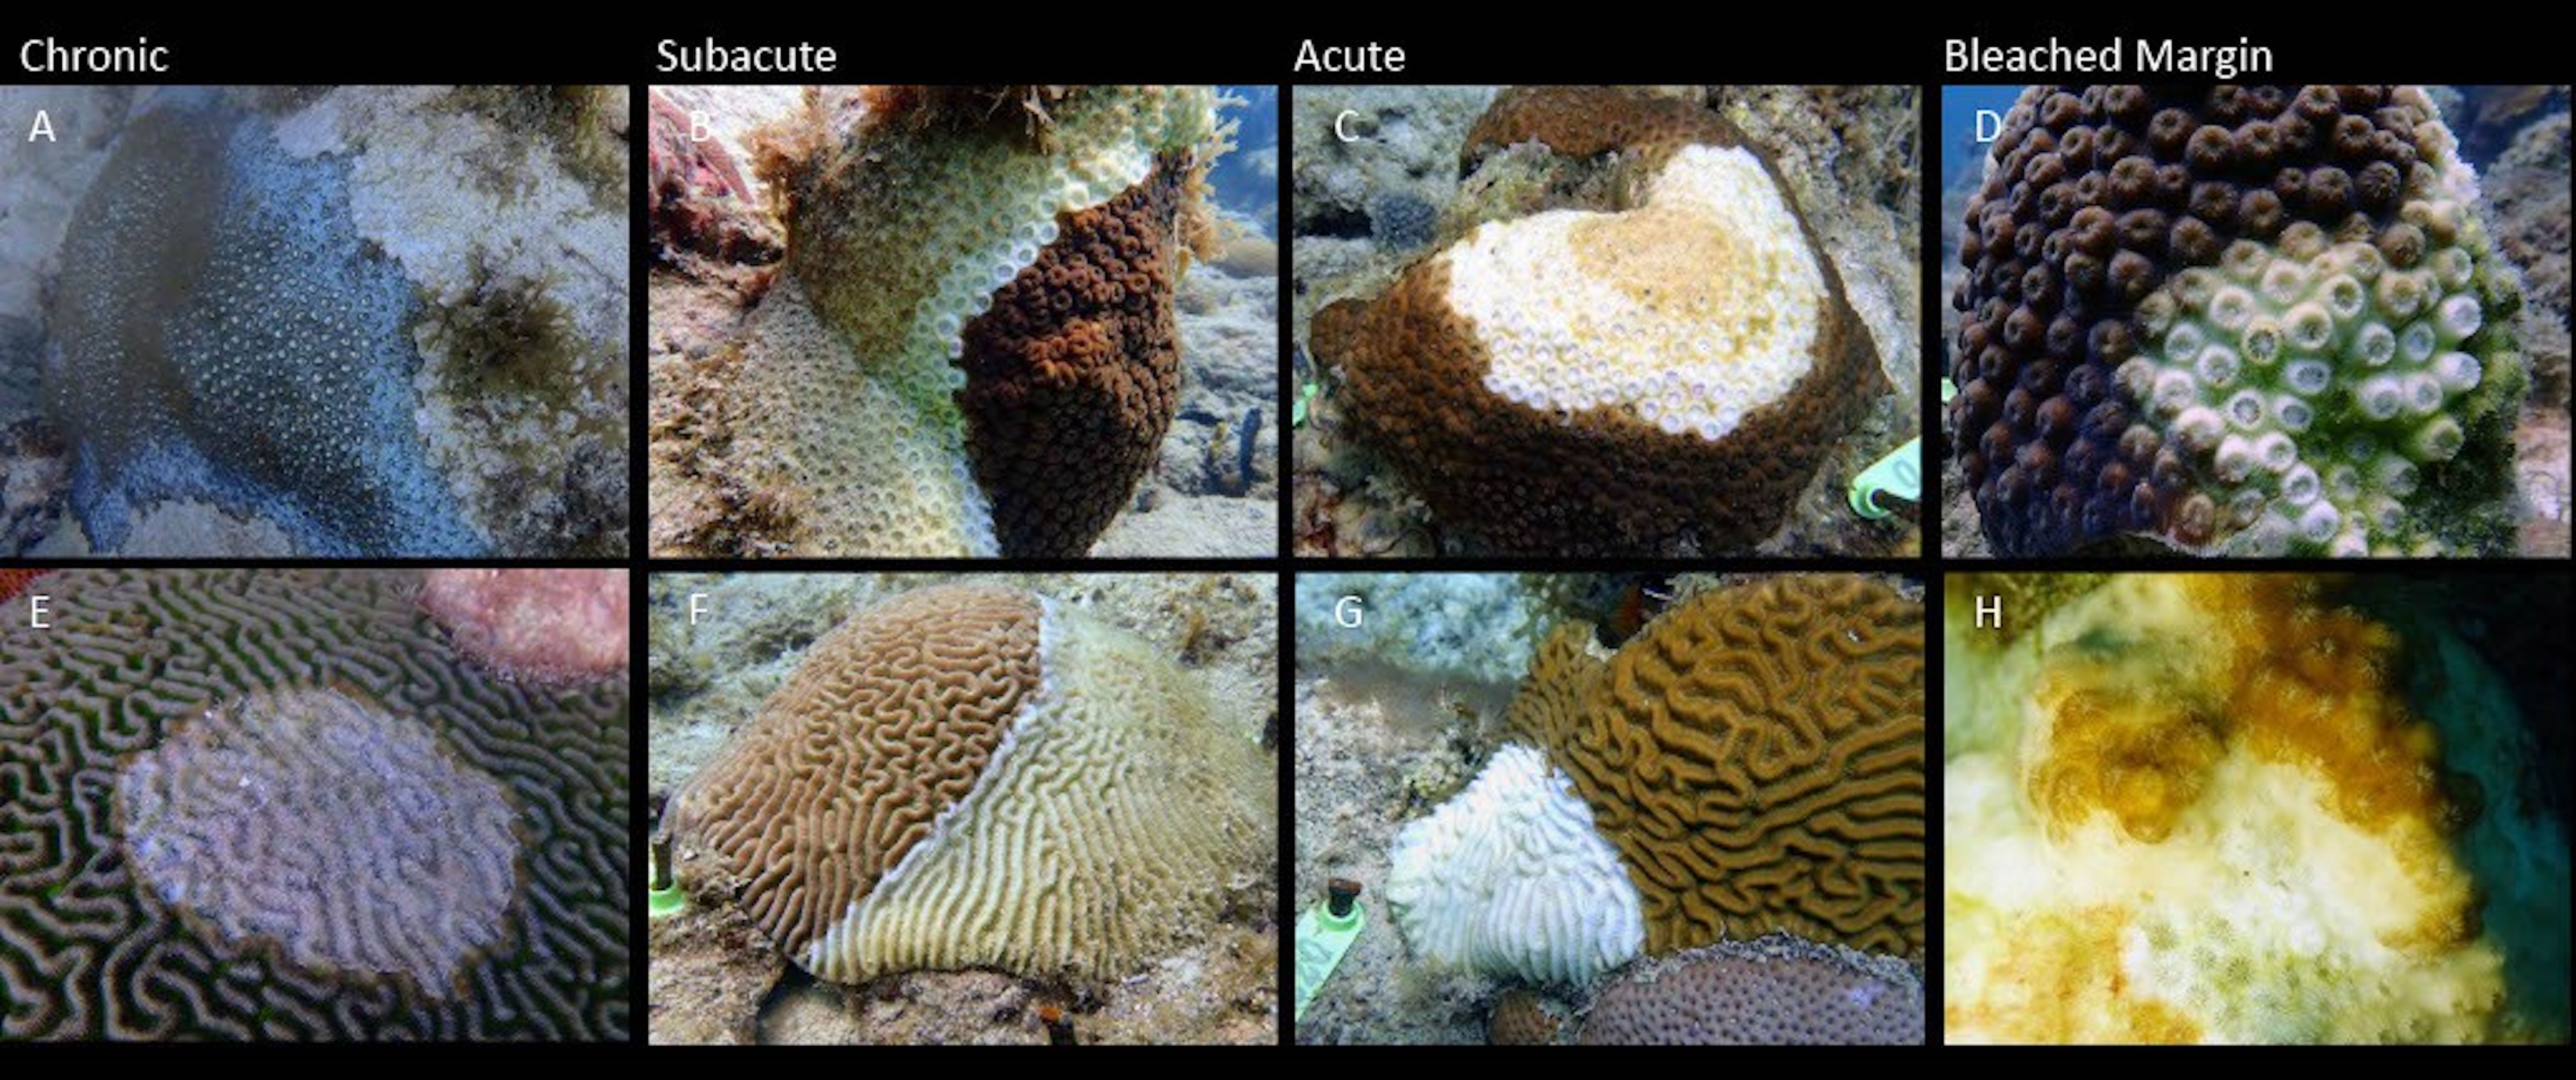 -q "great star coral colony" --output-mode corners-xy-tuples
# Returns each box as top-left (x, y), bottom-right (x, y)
(1952, 85), (2528, 556)
(1311, 87), (1881, 555)
(45, 88), (478, 555)
(716, 86), (1226, 557)
(1386, 575), (1925, 986)
(666, 583), (1269, 983)
(0, 569), (628, 1040)
(1945, 575), (2570, 1043)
